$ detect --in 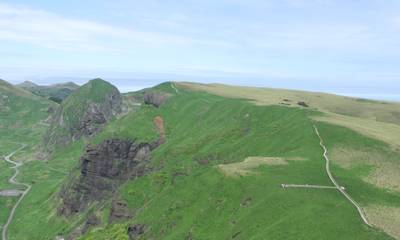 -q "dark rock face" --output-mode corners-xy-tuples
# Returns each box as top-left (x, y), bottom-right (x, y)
(144, 92), (168, 107)
(77, 104), (108, 138)
(127, 224), (145, 239)
(59, 138), (160, 216)
(64, 213), (101, 240)
(73, 90), (122, 140)
(109, 198), (132, 224)
(297, 101), (309, 107)
(81, 214), (101, 235)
